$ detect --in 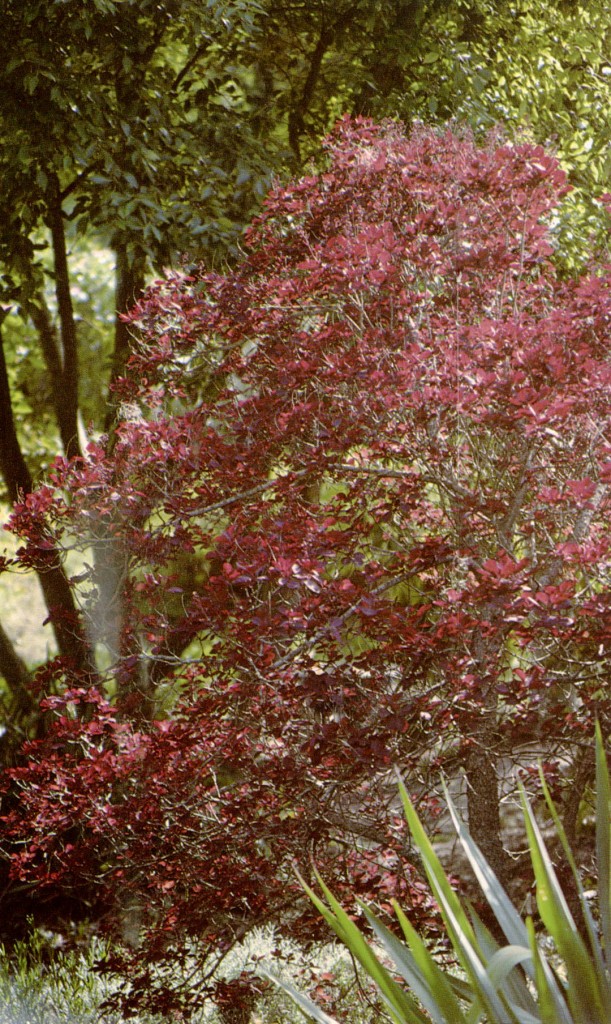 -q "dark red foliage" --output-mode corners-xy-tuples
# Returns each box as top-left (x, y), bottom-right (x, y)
(2, 117), (611, 1014)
